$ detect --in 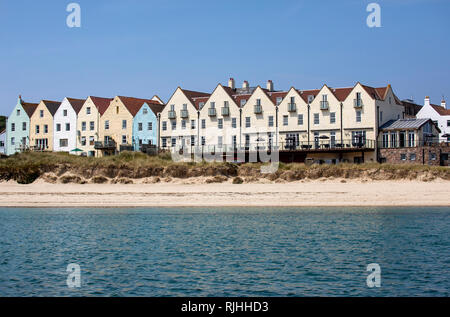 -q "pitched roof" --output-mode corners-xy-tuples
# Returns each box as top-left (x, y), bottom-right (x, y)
(267, 91), (288, 105)
(360, 84), (402, 105)
(192, 96), (210, 110)
(0, 129), (6, 135)
(89, 96), (113, 116)
(66, 98), (86, 114)
(329, 87), (354, 102)
(232, 94), (252, 107)
(380, 118), (439, 131)
(297, 89), (321, 103)
(431, 104), (450, 116)
(118, 96), (165, 116)
(180, 89), (211, 110)
(41, 100), (62, 116)
(21, 102), (38, 118)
